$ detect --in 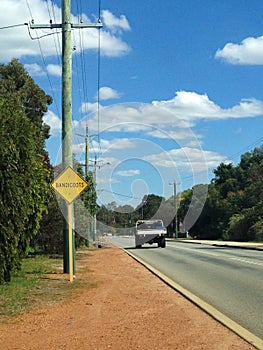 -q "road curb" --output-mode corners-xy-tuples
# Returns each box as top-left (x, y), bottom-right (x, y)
(171, 239), (263, 251)
(125, 248), (263, 350)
